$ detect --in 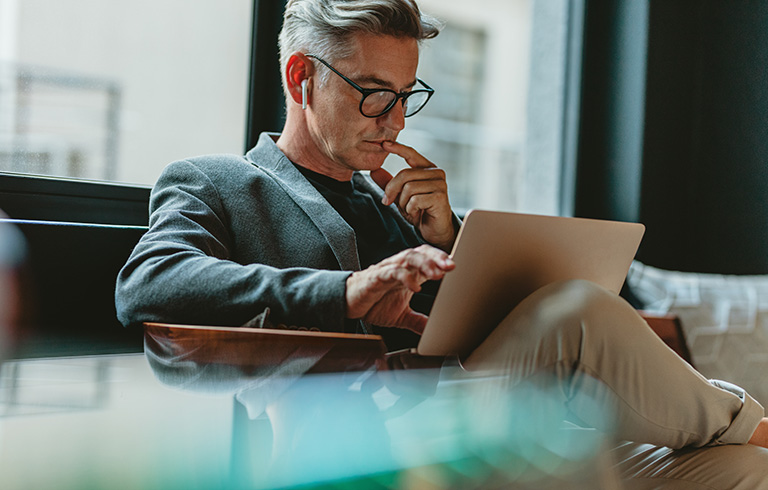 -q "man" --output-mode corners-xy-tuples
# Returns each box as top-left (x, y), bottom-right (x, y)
(116, 0), (768, 486)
